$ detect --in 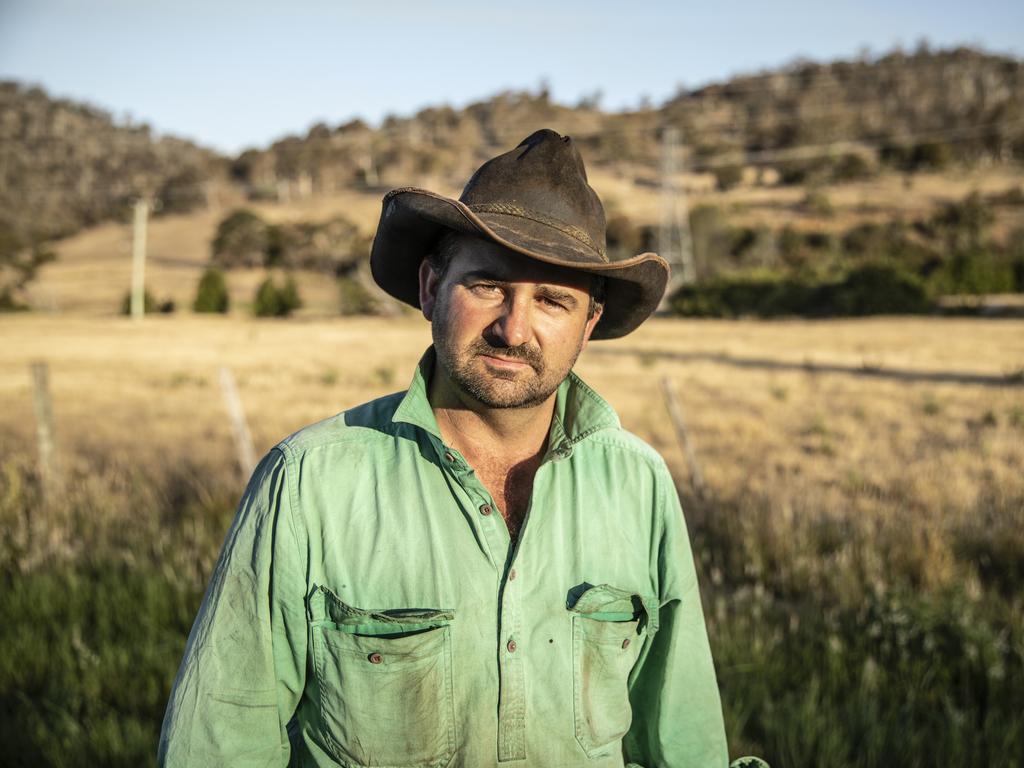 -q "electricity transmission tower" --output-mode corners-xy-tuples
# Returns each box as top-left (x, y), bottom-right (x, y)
(658, 126), (696, 307)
